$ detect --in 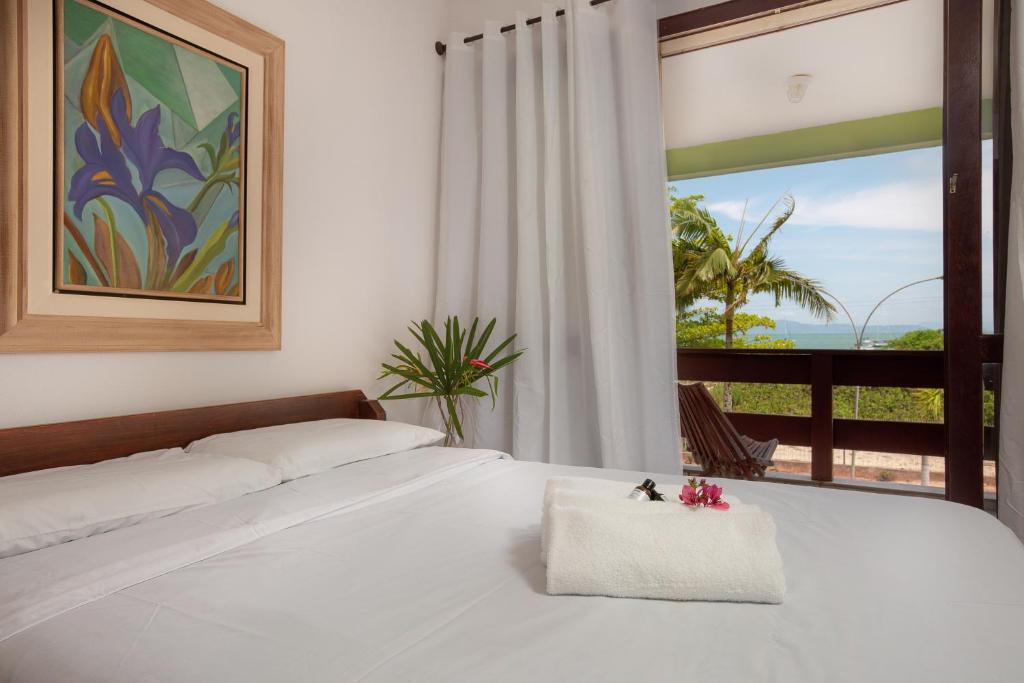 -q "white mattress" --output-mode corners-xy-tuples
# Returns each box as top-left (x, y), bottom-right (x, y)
(1, 447), (1022, 682)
